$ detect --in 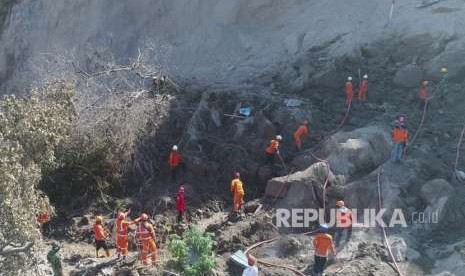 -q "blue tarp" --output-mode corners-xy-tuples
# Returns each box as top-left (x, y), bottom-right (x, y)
(239, 107), (252, 117)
